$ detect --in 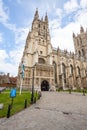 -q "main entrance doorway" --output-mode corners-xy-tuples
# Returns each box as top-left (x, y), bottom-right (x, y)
(41, 80), (49, 91)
